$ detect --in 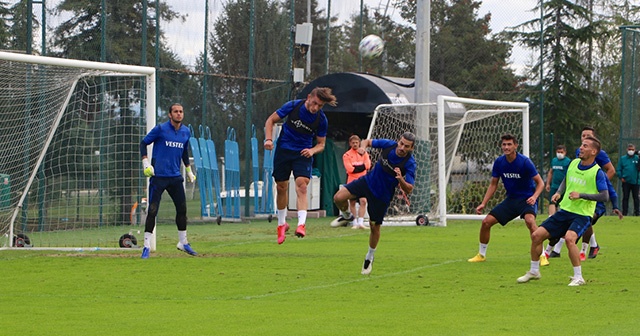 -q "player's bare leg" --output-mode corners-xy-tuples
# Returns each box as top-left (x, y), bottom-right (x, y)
(294, 176), (310, 237)
(468, 214), (498, 262)
(275, 180), (290, 244)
